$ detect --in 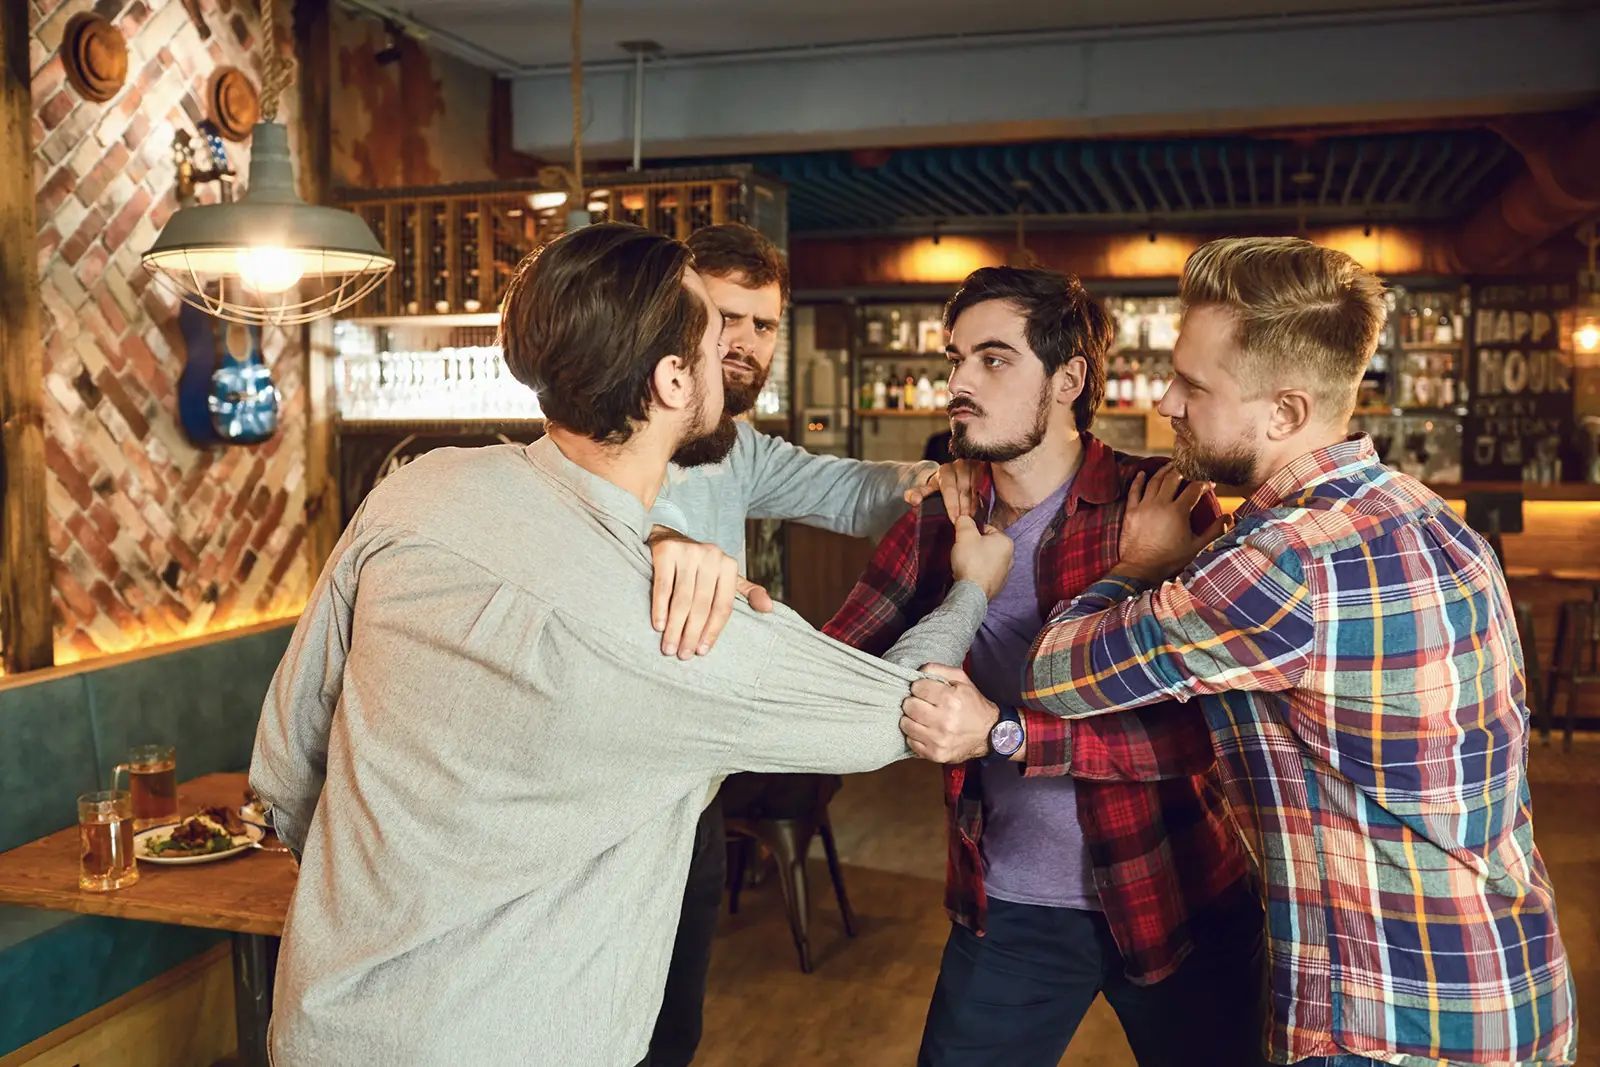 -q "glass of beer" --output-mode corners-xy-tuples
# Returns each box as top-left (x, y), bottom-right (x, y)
(78, 790), (139, 892)
(111, 745), (178, 829)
